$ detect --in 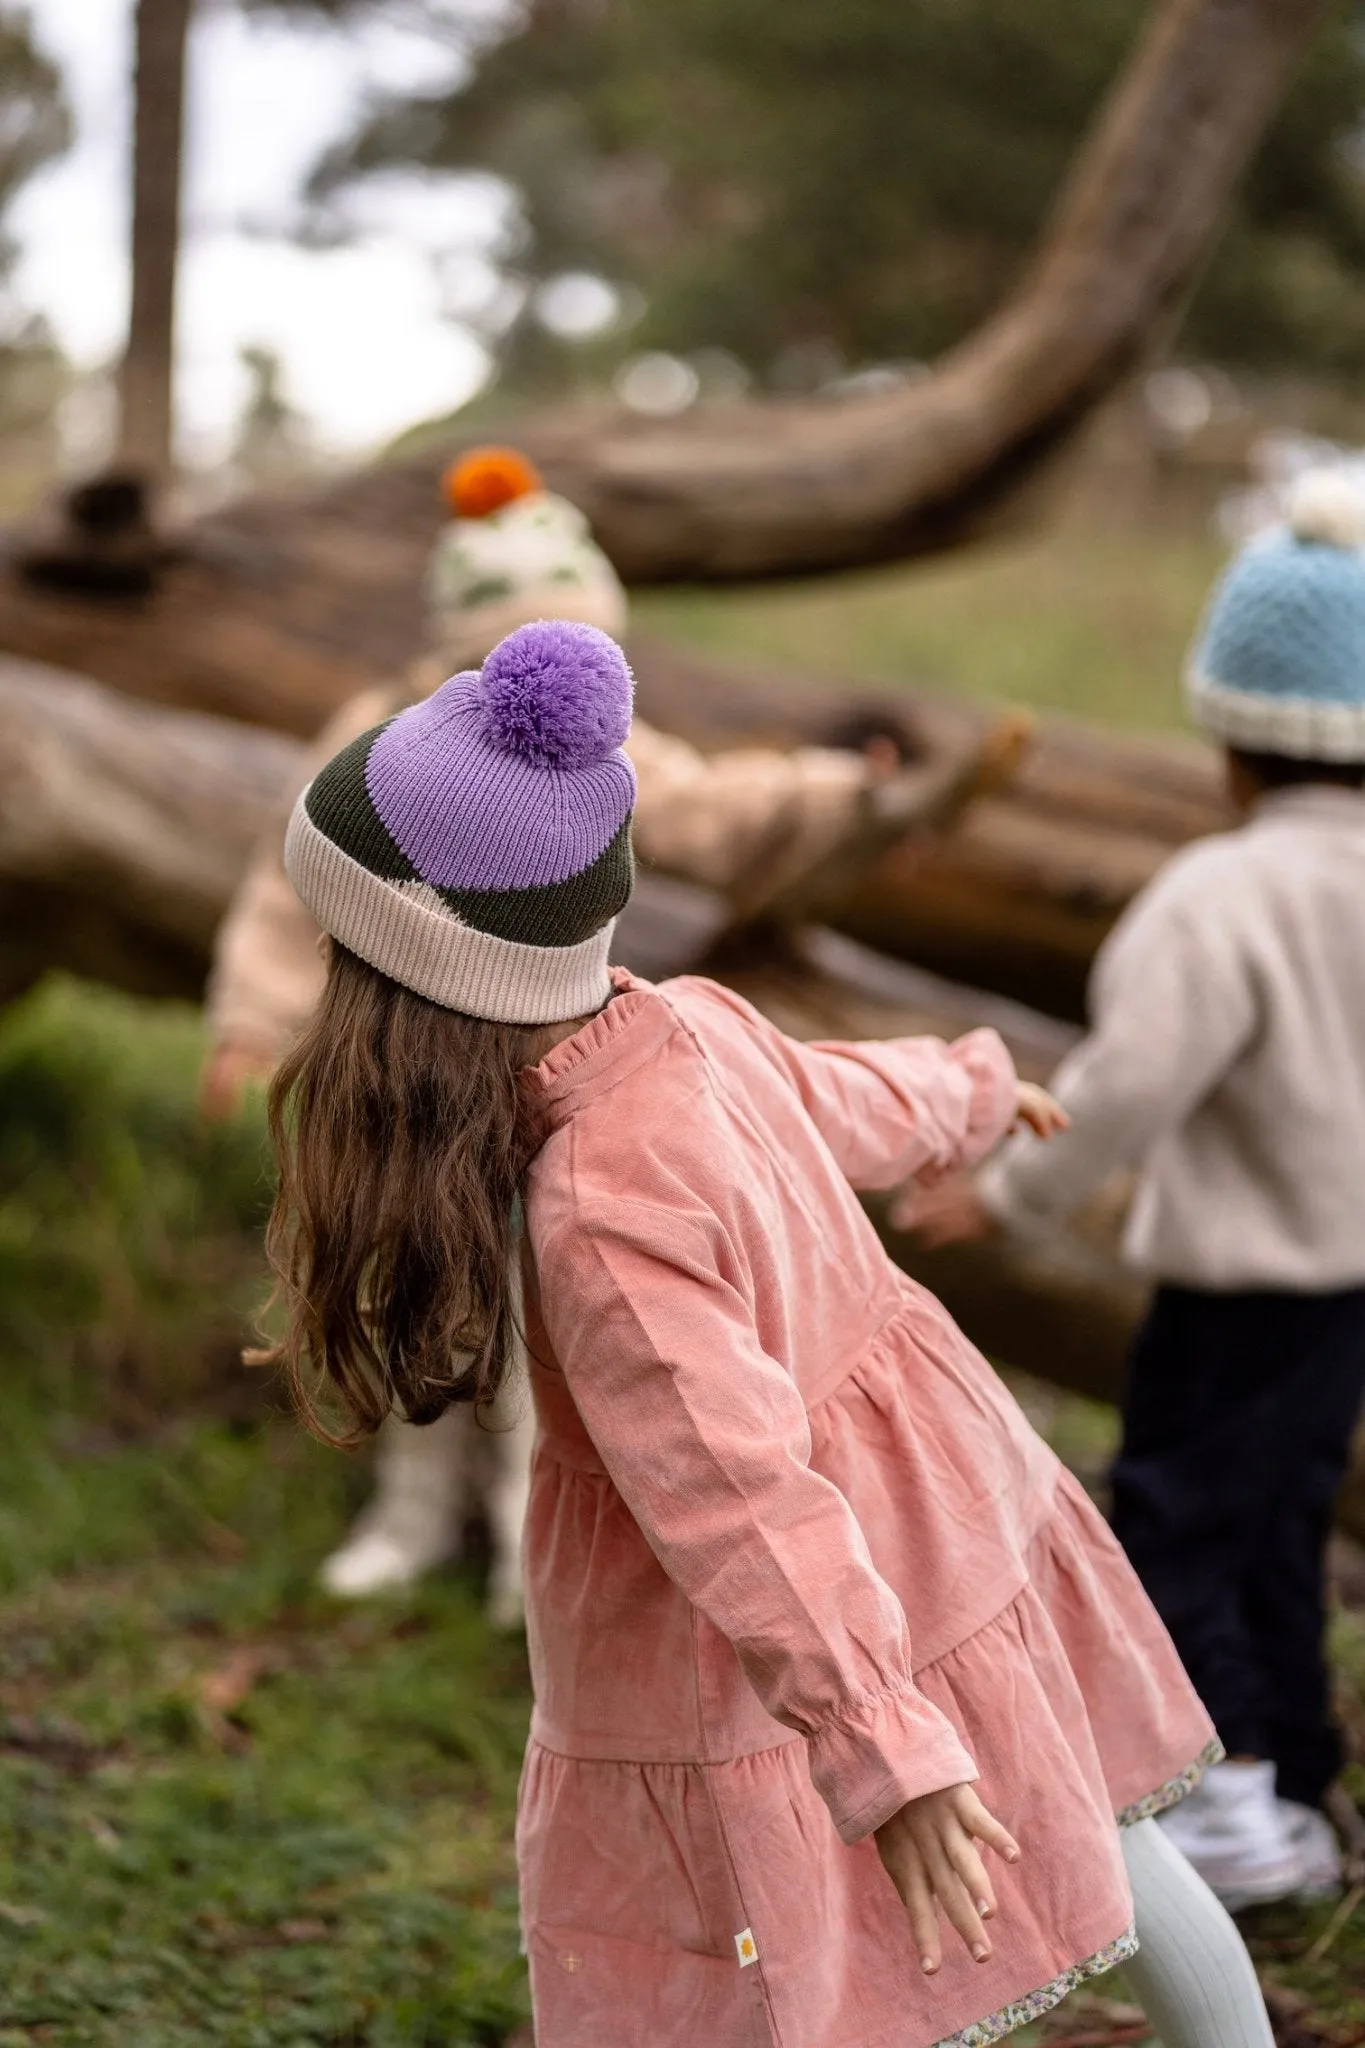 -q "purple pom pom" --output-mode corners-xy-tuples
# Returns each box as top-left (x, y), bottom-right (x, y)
(477, 621), (633, 769)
